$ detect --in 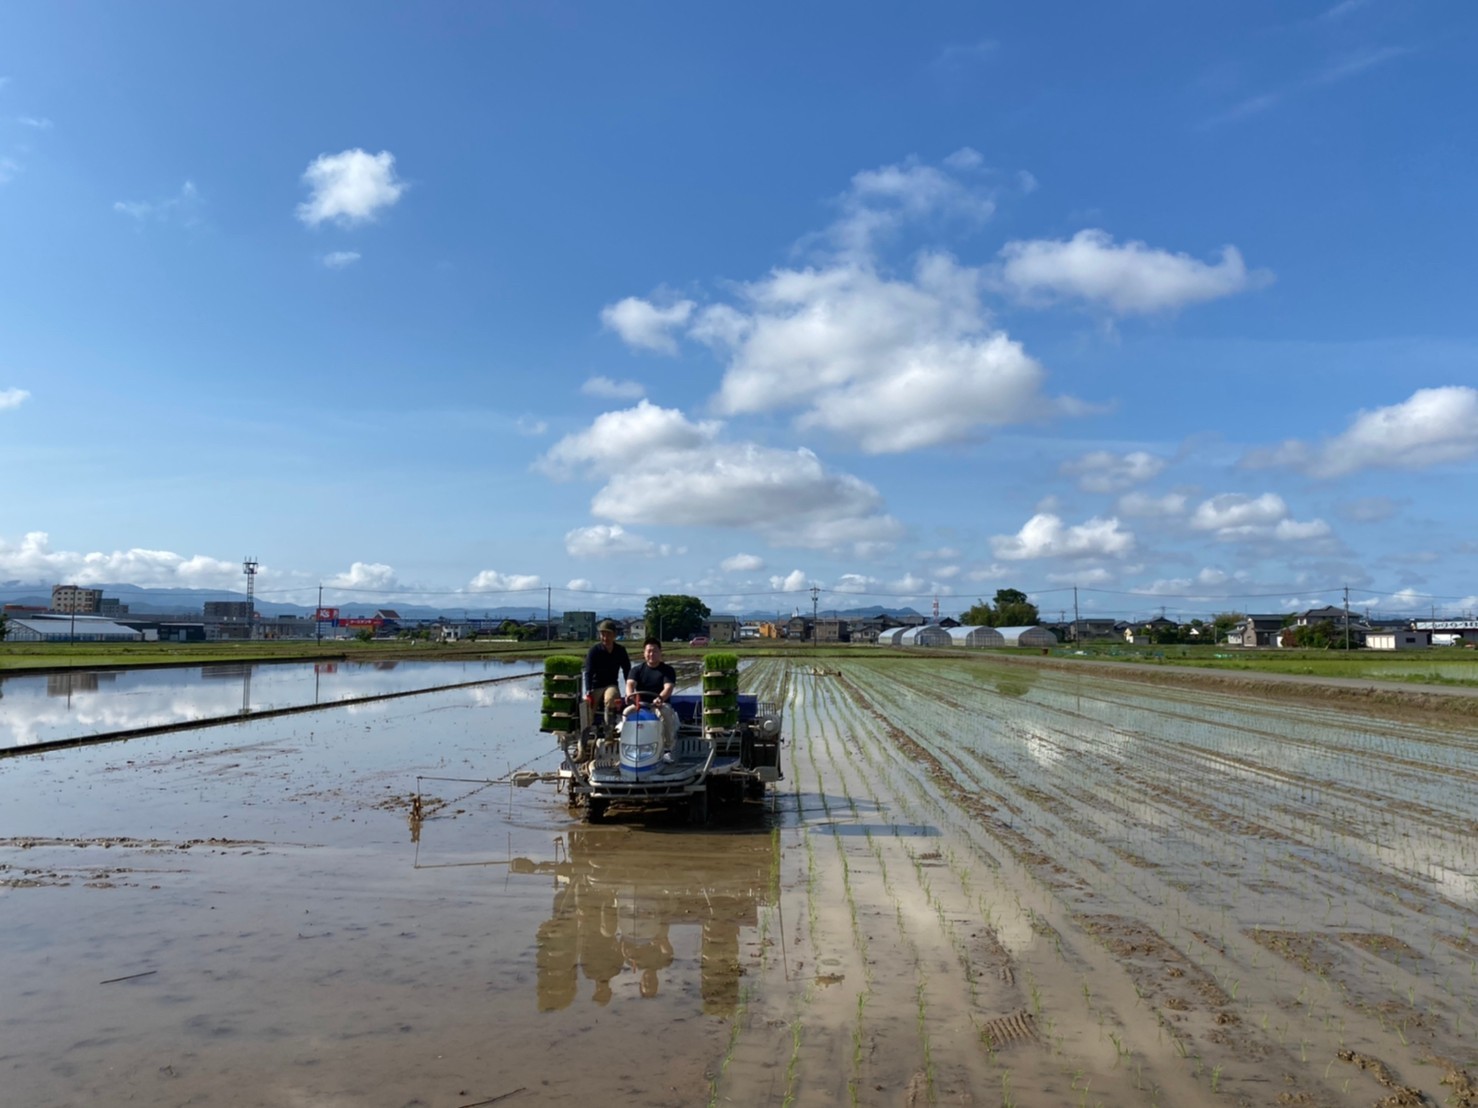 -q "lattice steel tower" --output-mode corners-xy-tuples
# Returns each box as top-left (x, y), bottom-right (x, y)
(243, 557), (259, 640)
